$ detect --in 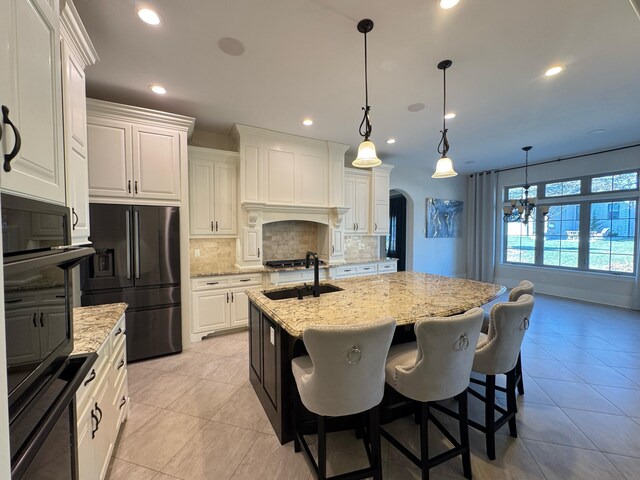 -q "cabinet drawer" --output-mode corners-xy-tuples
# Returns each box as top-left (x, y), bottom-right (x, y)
(227, 273), (262, 287)
(110, 314), (126, 353)
(378, 262), (397, 274)
(356, 264), (376, 275)
(335, 265), (358, 277)
(111, 341), (127, 390)
(191, 277), (230, 291)
(76, 340), (109, 413)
